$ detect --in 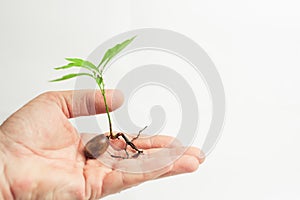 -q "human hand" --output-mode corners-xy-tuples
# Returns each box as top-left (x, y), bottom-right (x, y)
(0, 90), (204, 199)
